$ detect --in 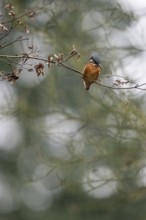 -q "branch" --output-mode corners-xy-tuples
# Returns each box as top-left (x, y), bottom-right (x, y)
(0, 36), (29, 49)
(2, 1), (54, 25)
(0, 51), (146, 91)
